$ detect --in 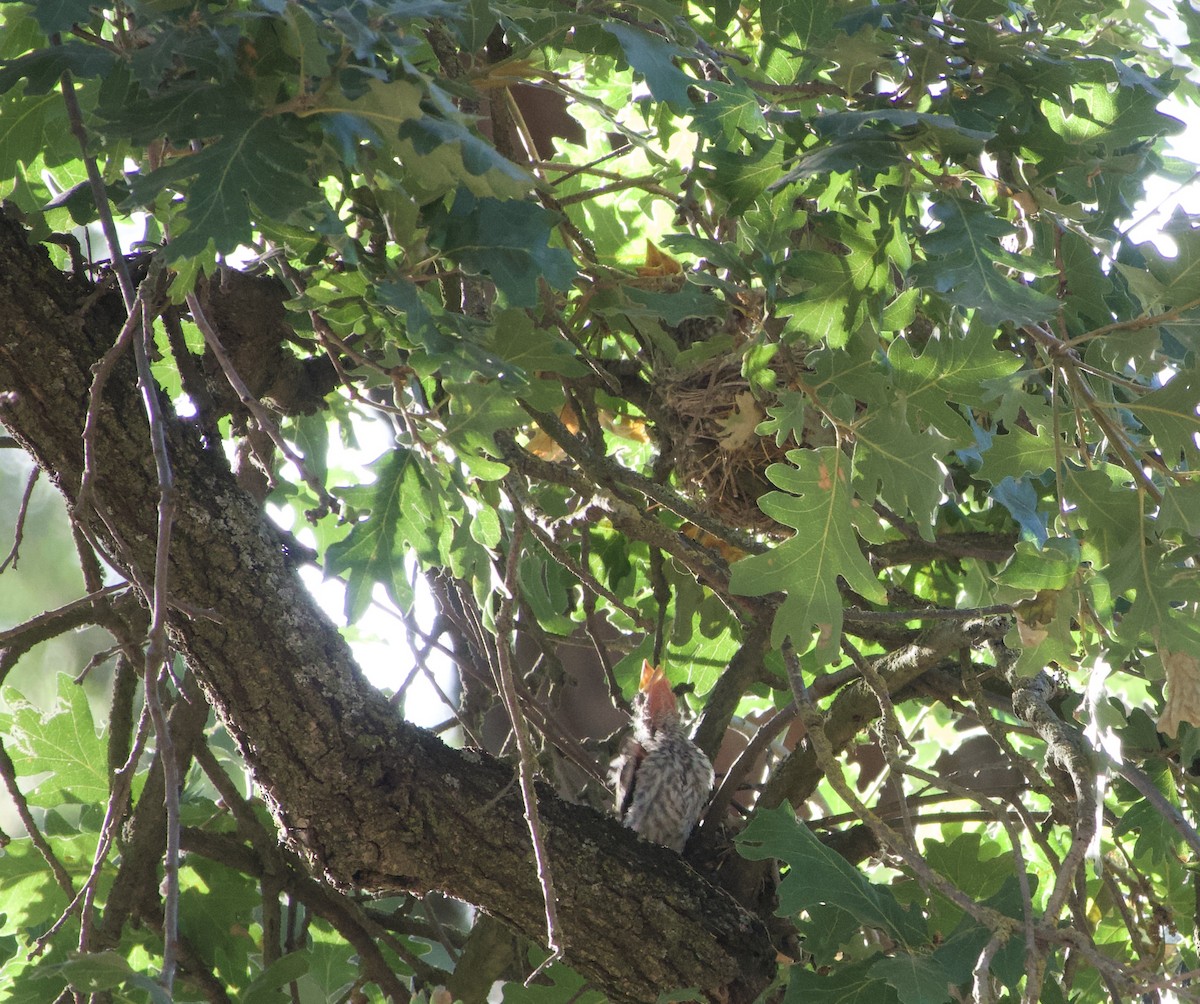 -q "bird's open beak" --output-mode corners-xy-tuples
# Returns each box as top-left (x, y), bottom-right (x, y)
(640, 658), (677, 722)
